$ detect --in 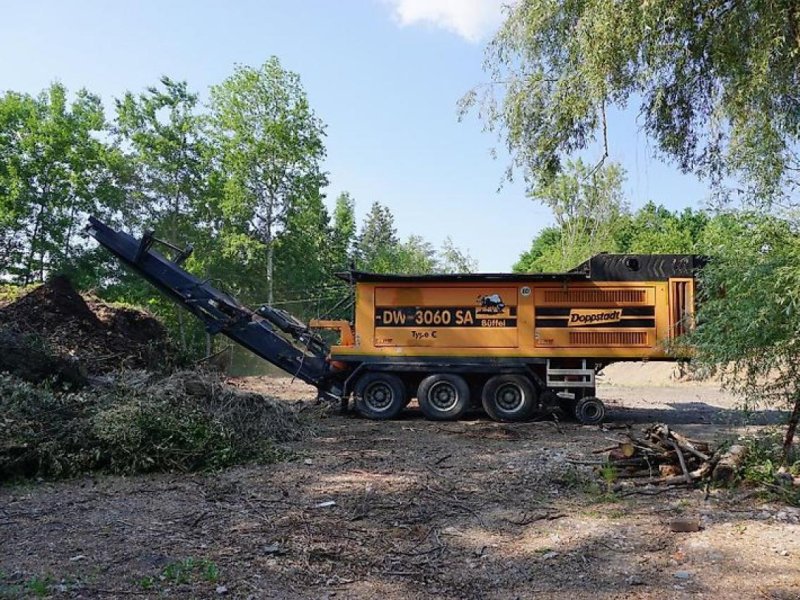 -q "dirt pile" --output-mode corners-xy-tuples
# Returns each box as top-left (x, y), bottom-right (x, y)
(0, 276), (175, 375)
